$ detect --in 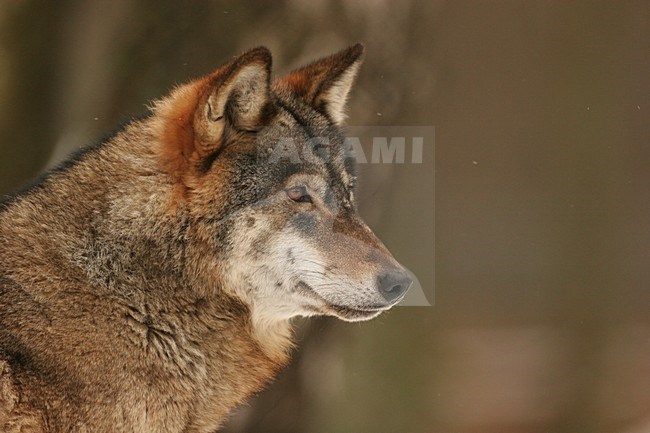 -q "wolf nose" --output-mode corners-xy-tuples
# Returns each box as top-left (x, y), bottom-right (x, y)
(377, 270), (412, 303)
